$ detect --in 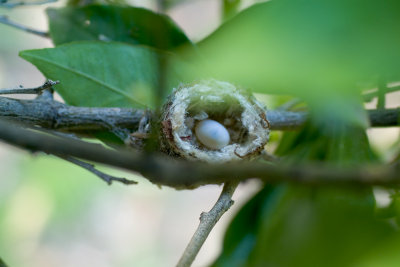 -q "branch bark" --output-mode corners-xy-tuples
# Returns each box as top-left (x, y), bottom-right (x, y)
(0, 96), (146, 131)
(0, 119), (399, 189)
(176, 181), (238, 267)
(0, 96), (398, 132)
(0, 0), (56, 8)
(0, 80), (59, 95)
(367, 108), (400, 127)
